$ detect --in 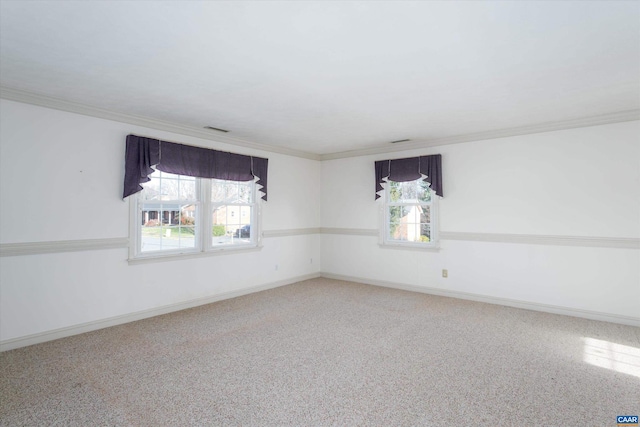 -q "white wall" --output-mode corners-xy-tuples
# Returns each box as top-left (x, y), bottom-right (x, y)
(1, 98), (638, 348)
(0, 99), (321, 344)
(321, 121), (640, 321)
